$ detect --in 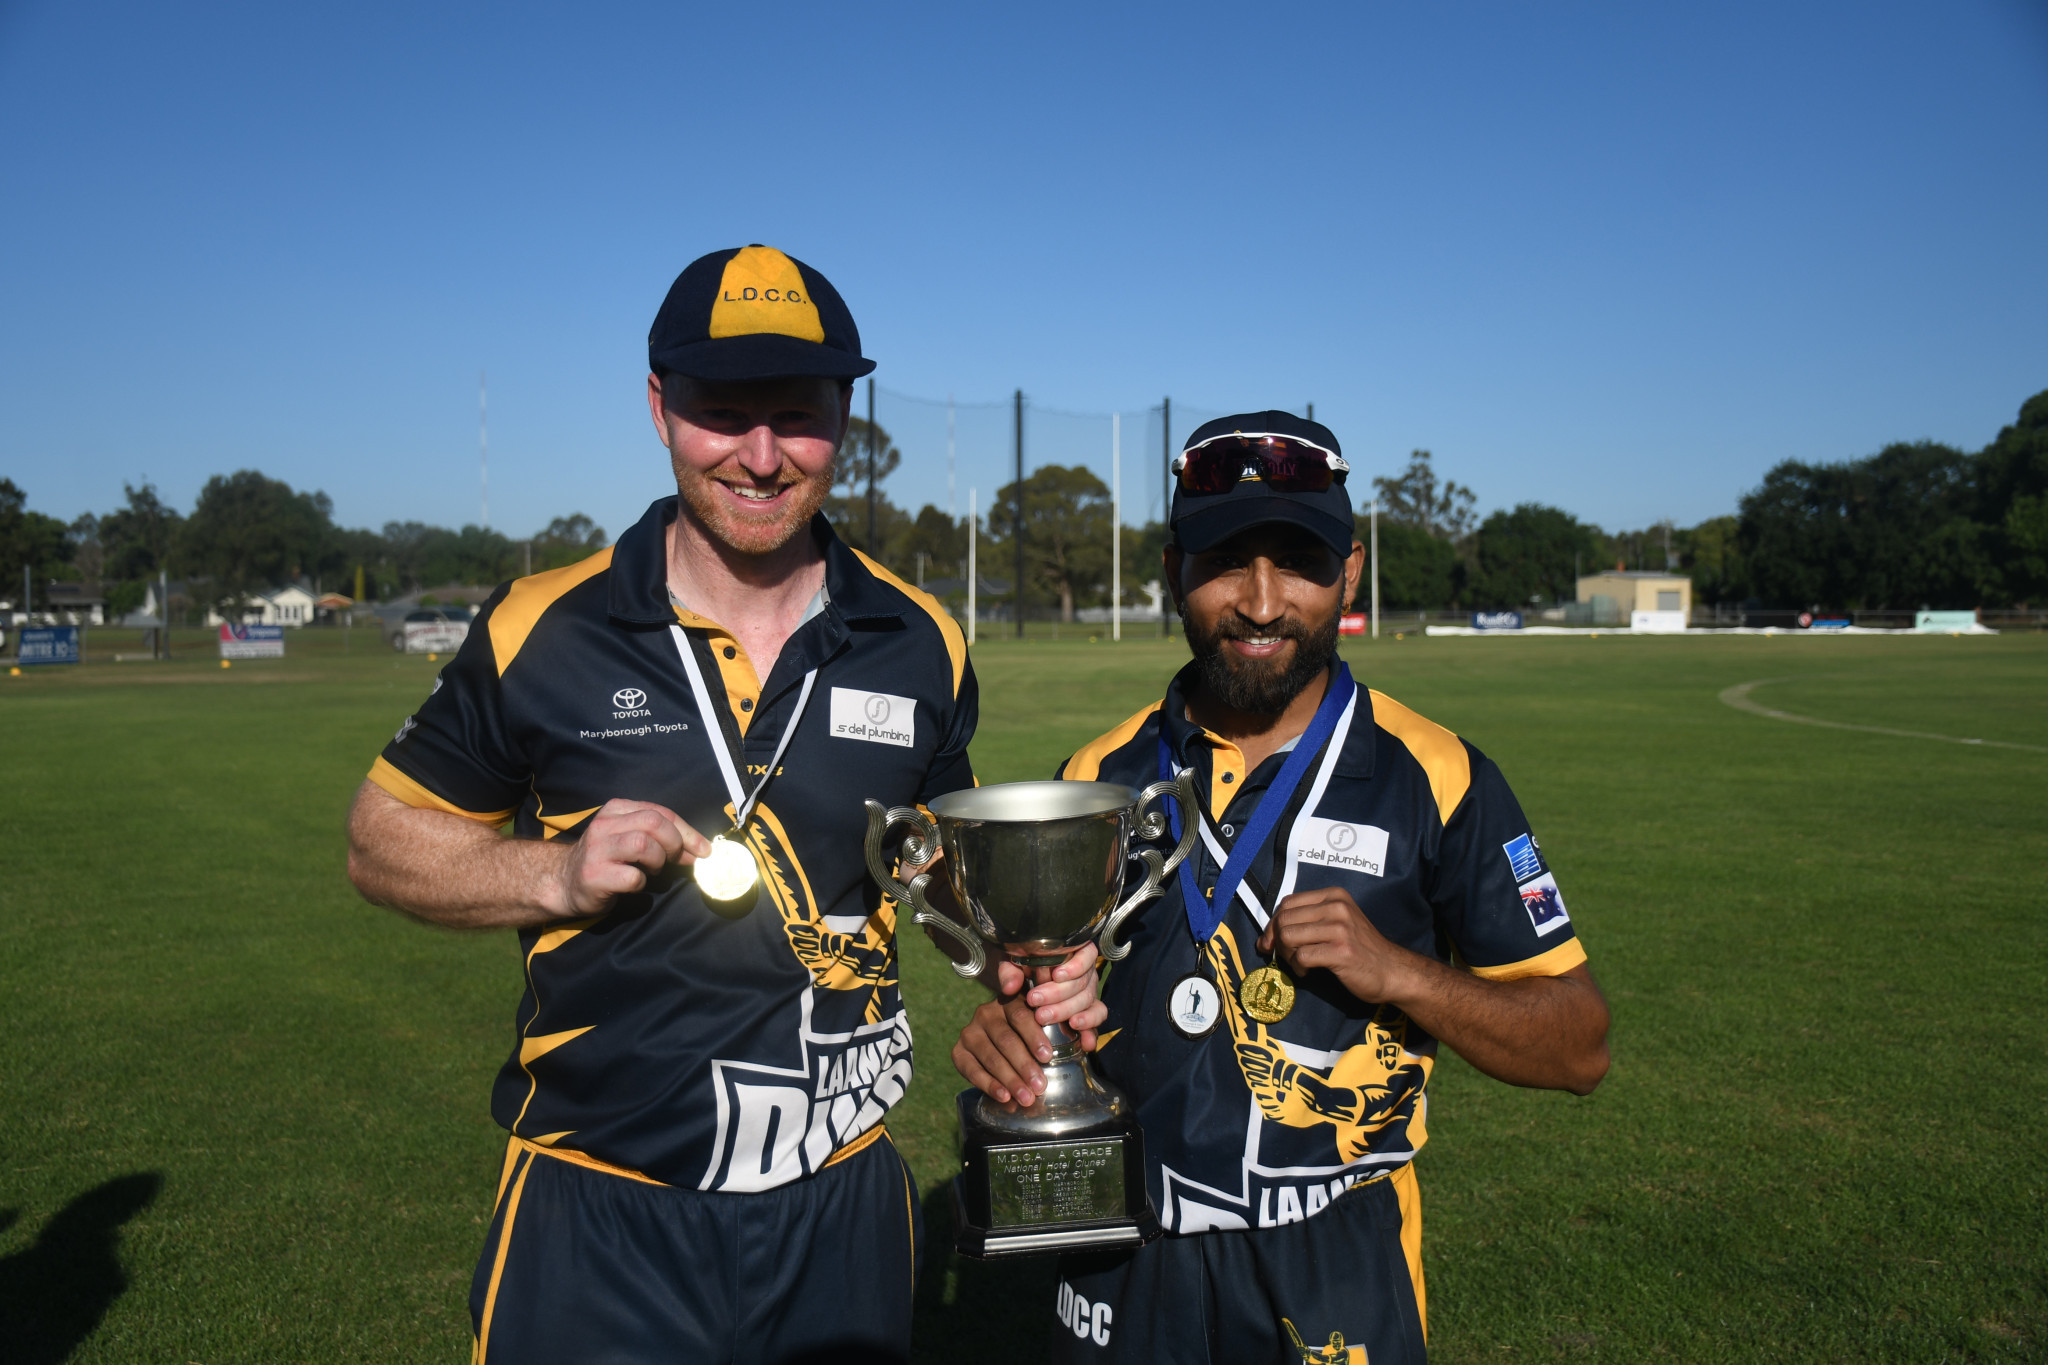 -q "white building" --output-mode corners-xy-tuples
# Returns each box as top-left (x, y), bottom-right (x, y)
(42, 582), (106, 625)
(203, 584), (320, 628)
